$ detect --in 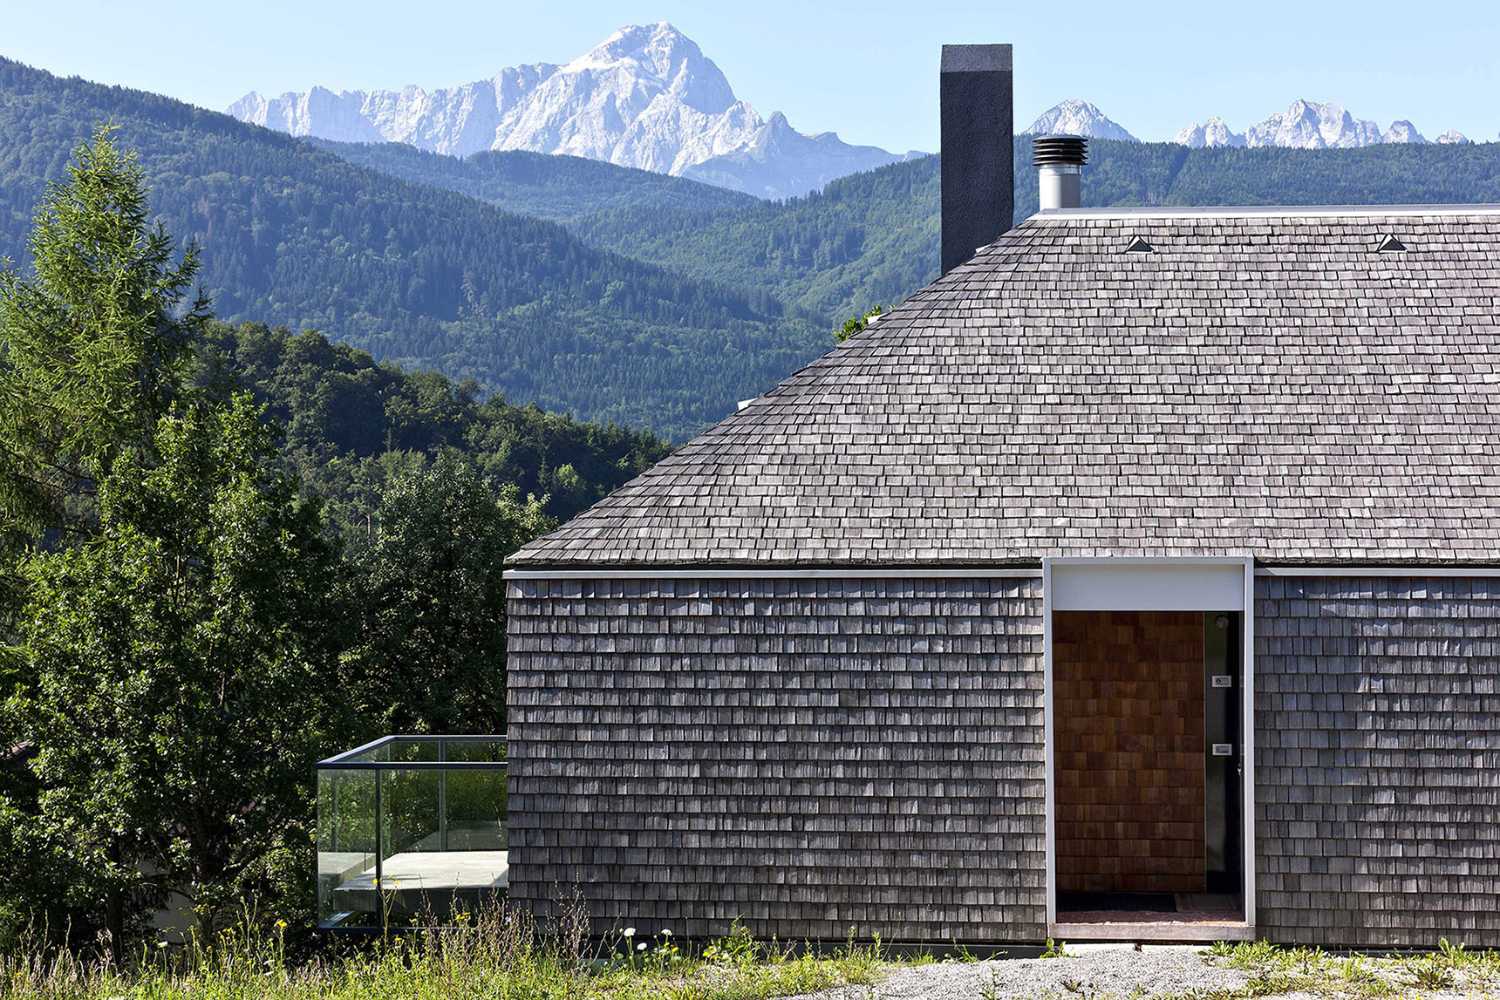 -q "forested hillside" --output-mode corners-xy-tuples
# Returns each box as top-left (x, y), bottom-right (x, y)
(0, 58), (823, 438)
(197, 321), (669, 526)
(312, 140), (760, 223)
(320, 138), (940, 324)
(322, 134), (1500, 327)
